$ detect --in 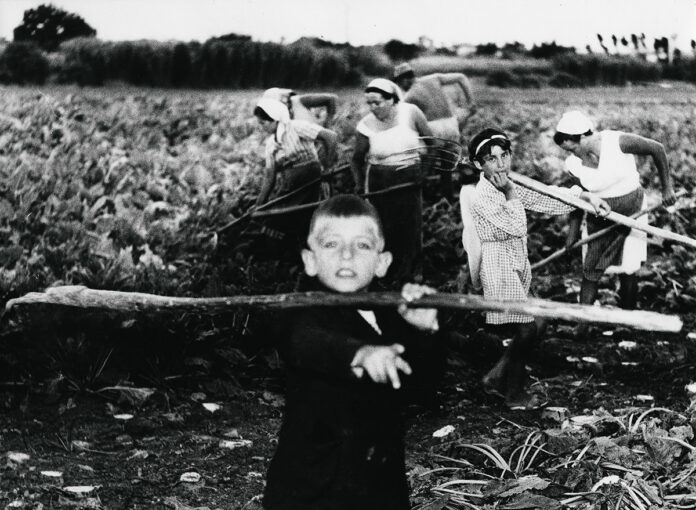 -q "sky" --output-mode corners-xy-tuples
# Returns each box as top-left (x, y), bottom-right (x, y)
(0, 0), (695, 52)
